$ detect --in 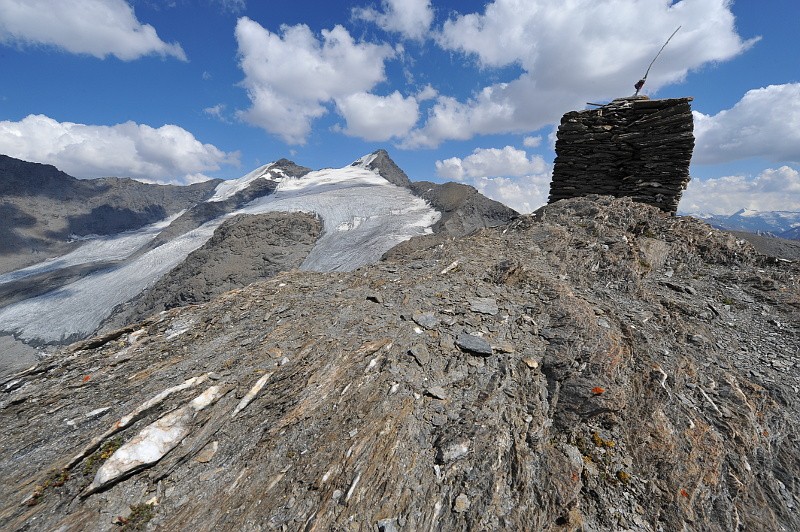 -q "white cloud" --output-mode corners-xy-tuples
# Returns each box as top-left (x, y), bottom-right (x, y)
(523, 135), (542, 148)
(435, 146), (546, 180)
(405, 0), (755, 147)
(435, 146), (551, 213)
(0, 114), (239, 183)
(353, 0), (434, 41)
(693, 83), (800, 165)
(336, 91), (419, 141)
(416, 84), (437, 101)
(680, 166), (800, 214)
(204, 103), (229, 122)
(0, 0), (186, 61)
(470, 173), (552, 214)
(235, 17), (395, 144)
